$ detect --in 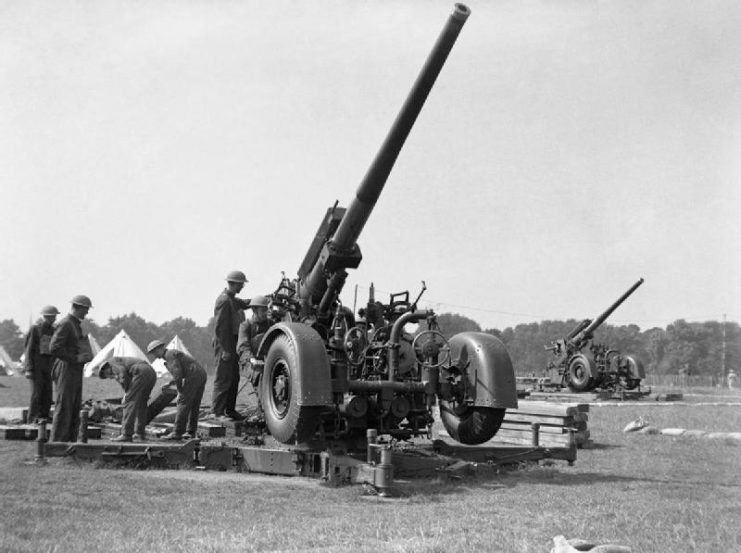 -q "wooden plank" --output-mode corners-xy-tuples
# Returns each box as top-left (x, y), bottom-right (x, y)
(0, 425), (38, 440)
(503, 413), (574, 425)
(0, 424), (101, 441)
(508, 401), (589, 416)
(492, 428), (589, 447)
(500, 422), (568, 435)
(490, 433), (574, 448)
